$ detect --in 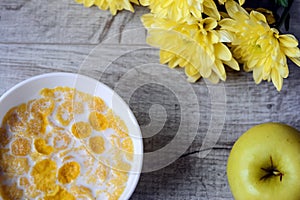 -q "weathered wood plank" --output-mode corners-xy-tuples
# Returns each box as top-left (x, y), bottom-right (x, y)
(0, 0), (299, 44)
(0, 0), (147, 44)
(131, 148), (232, 200)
